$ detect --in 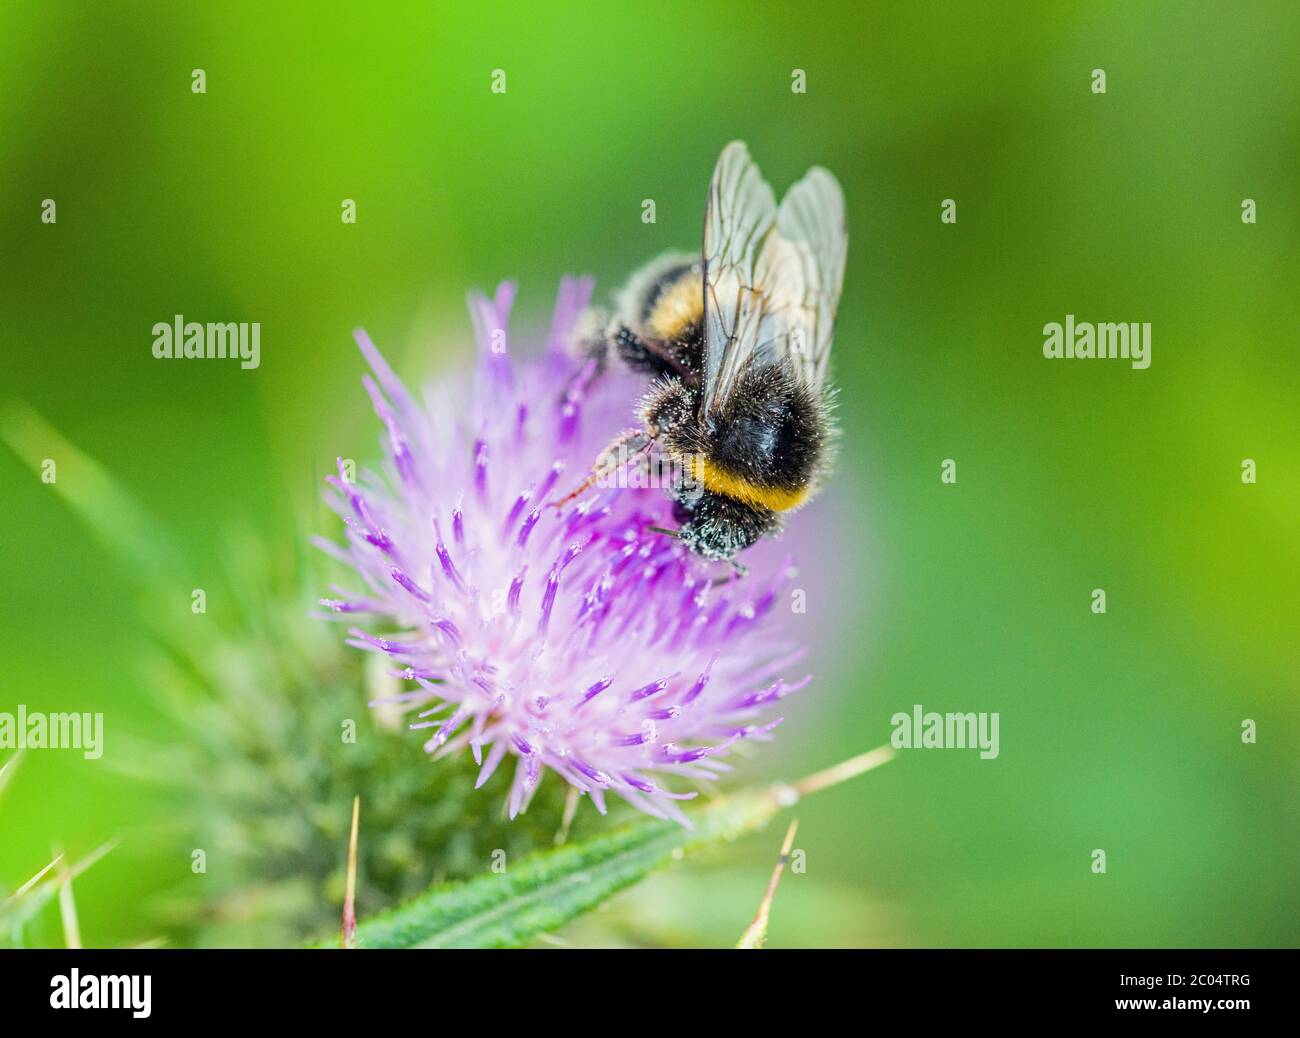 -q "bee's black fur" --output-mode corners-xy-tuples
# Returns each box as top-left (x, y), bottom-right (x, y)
(705, 365), (826, 492)
(675, 489), (780, 560)
(574, 262), (832, 562)
(639, 365), (830, 560)
(612, 323), (678, 379)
